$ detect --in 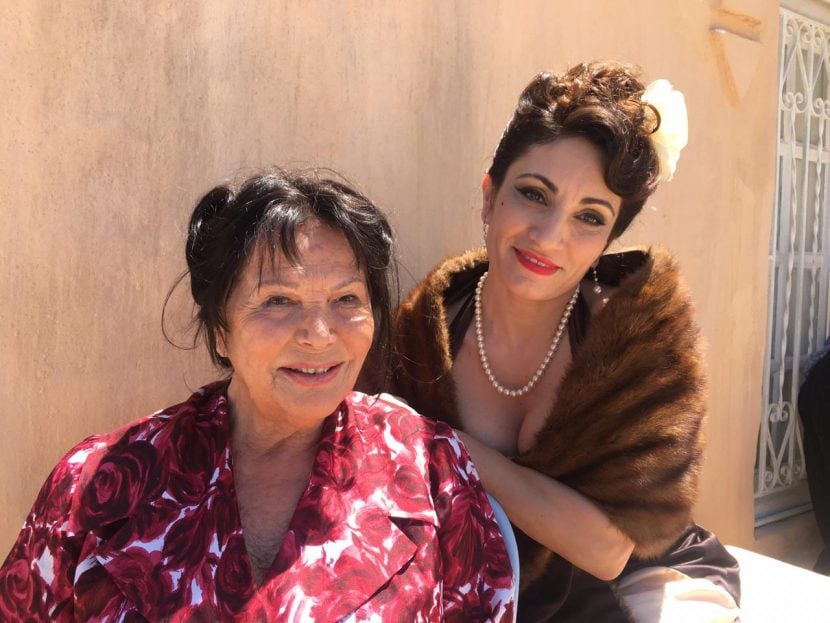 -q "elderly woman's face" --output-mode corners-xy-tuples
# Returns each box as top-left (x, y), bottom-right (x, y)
(220, 220), (374, 431)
